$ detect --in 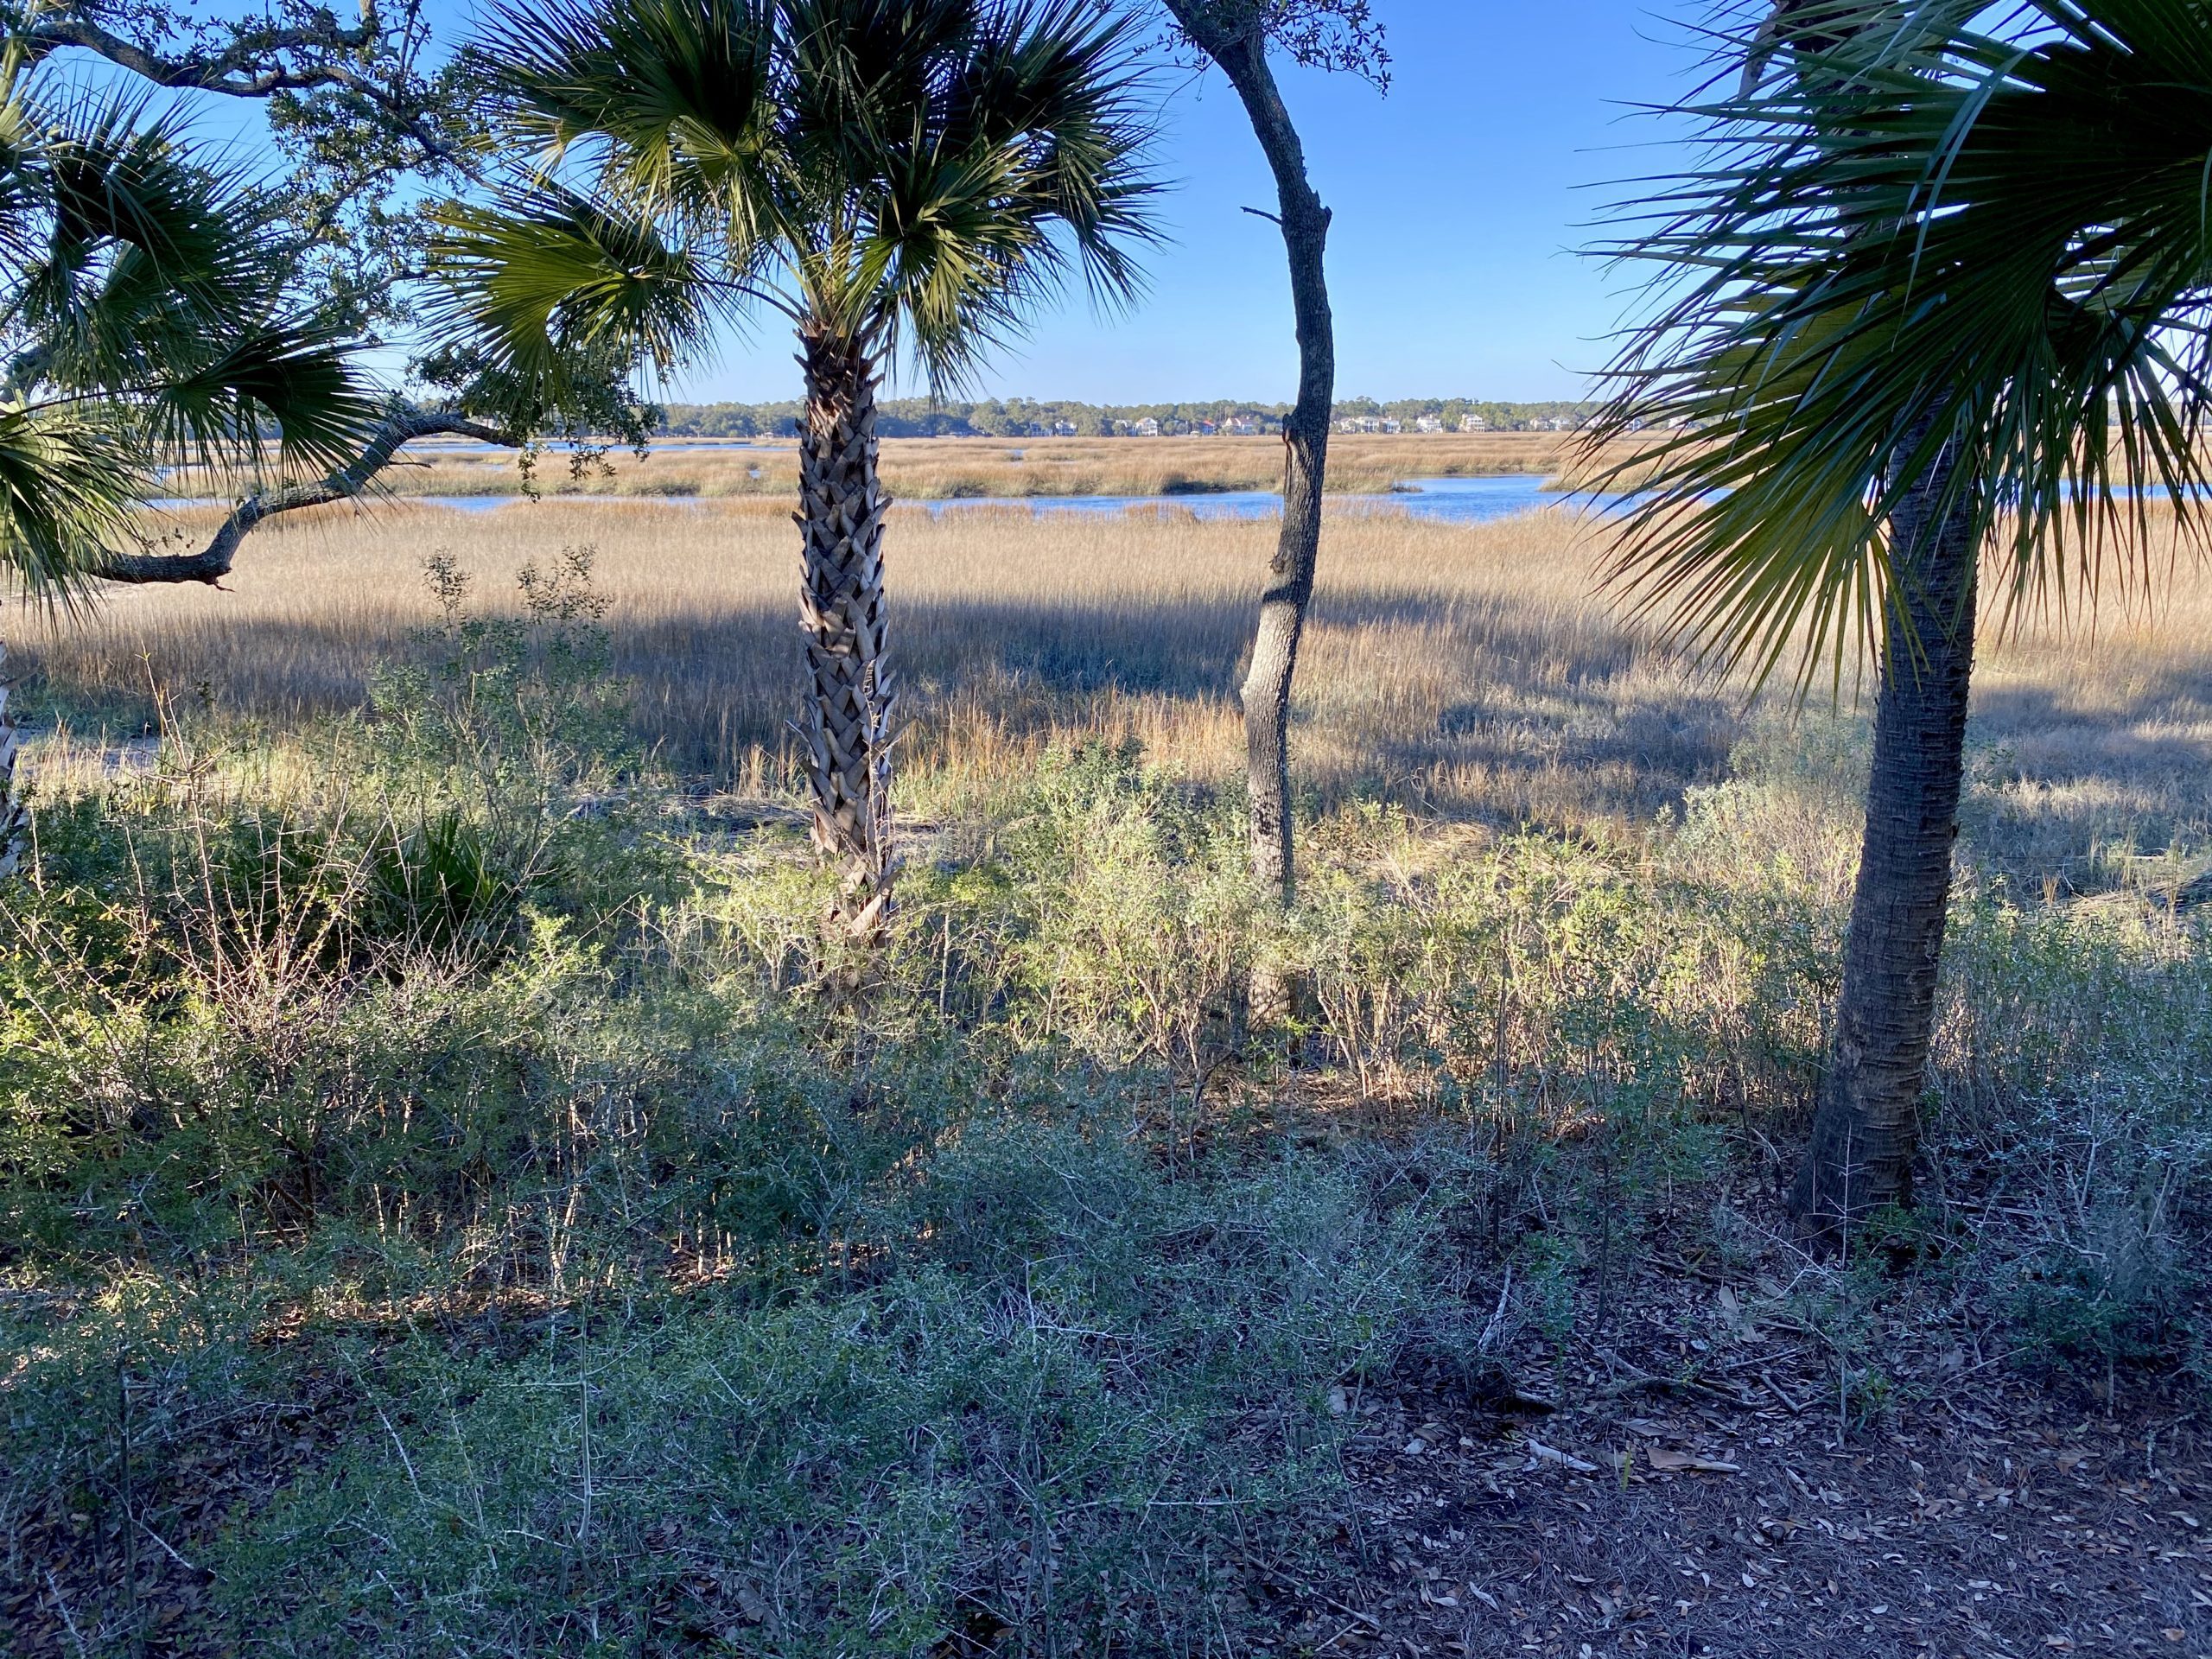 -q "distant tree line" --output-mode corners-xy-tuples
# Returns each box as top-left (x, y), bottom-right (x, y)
(657, 397), (1599, 438)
